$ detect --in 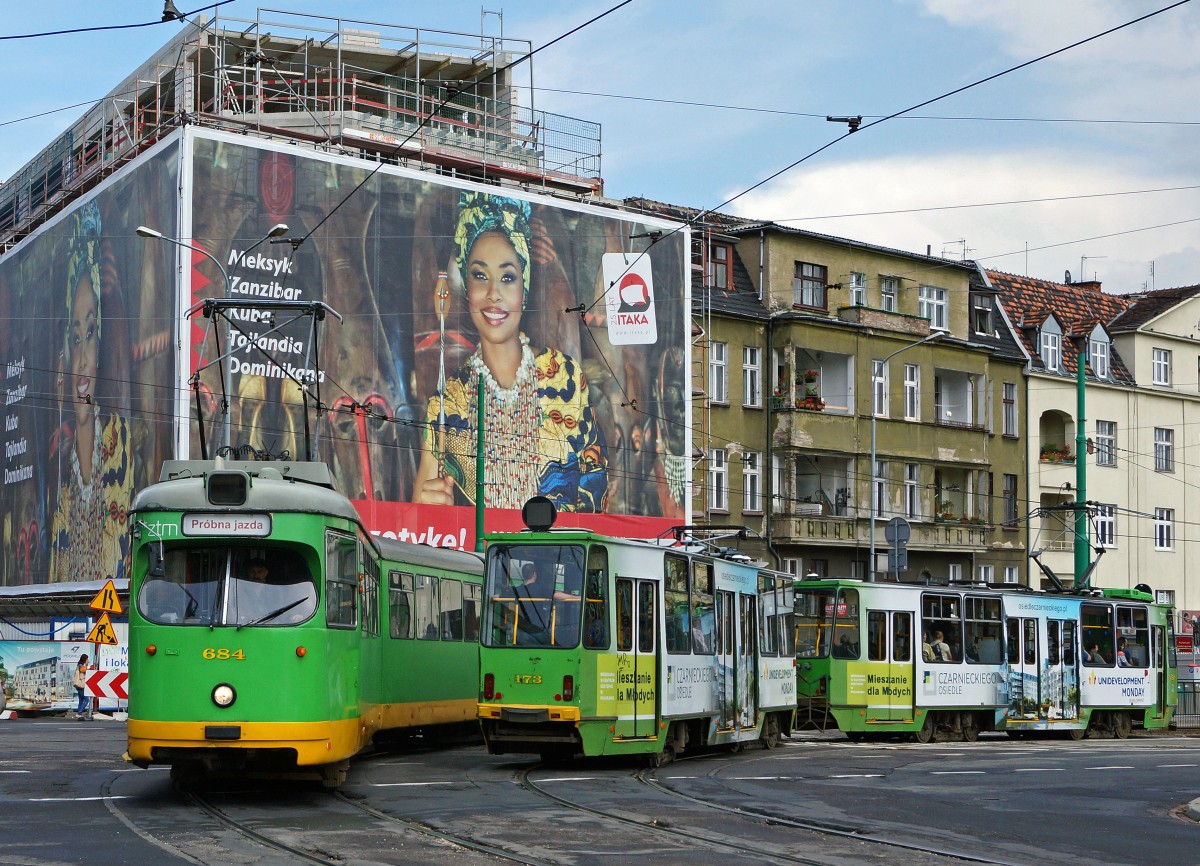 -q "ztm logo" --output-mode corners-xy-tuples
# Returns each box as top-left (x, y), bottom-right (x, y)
(923, 671), (931, 685)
